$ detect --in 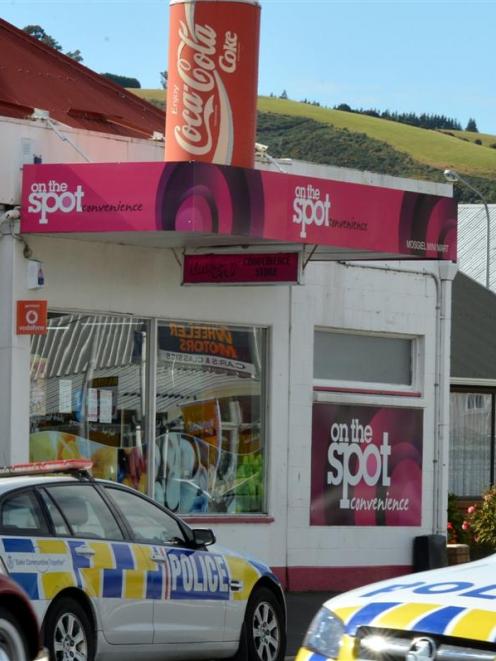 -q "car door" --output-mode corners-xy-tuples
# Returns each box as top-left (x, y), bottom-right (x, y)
(44, 482), (154, 645)
(103, 485), (228, 645)
(0, 486), (59, 614)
